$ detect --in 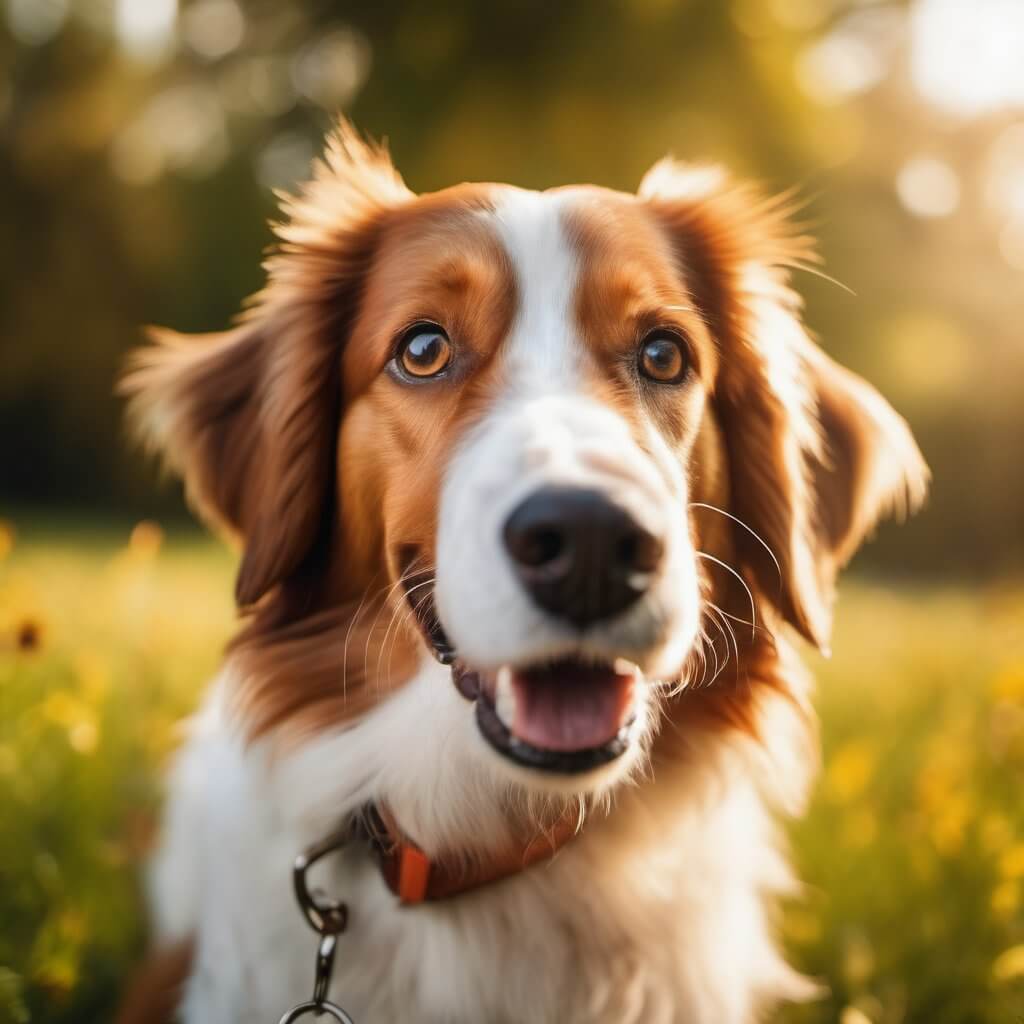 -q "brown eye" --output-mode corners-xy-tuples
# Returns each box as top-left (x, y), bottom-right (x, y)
(398, 325), (452, 378)
(638, 332), (687, 384)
